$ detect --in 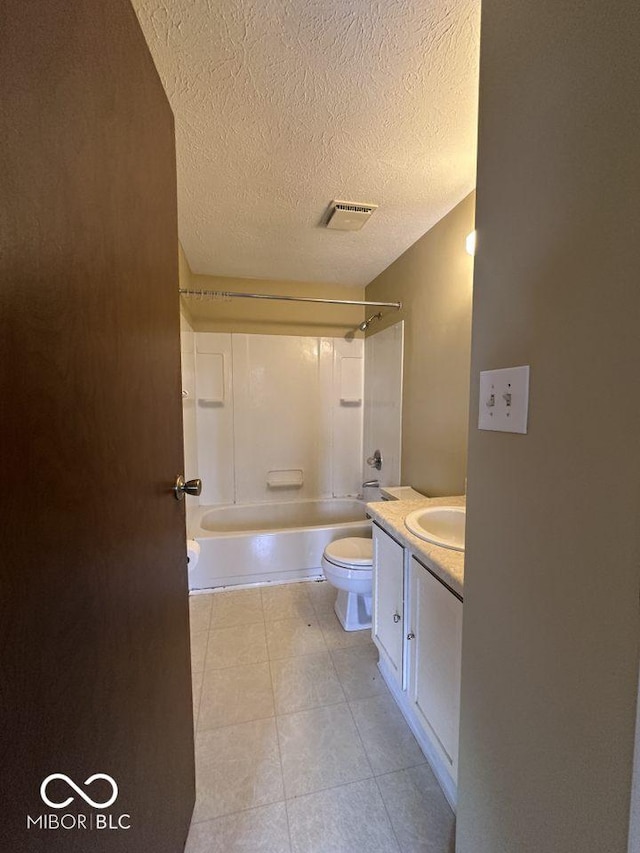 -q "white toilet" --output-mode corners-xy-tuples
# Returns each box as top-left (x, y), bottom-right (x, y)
(321, 537), (373, 631)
